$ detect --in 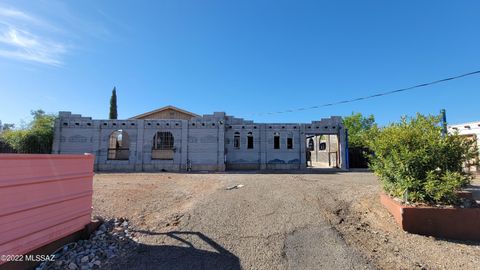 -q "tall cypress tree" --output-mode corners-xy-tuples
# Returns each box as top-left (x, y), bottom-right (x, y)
(109, 87), (118, 119)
